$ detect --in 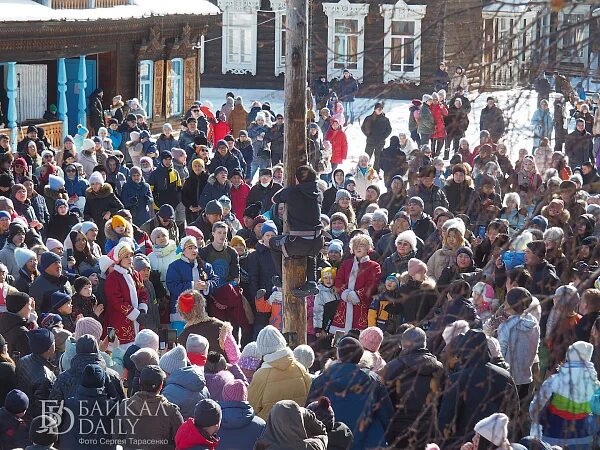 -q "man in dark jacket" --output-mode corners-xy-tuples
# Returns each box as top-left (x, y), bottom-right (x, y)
(565, 118), (593, 169)
(433, 62), (450, 92)
(407, 165), (449, 216)
(384, 327), (444, 449)
(148, 150), (182, 209)
(178, 117), (202, 150)
(246, 168), (283, 215)
(438, 329), (518, 449)
(269, 165), (324, 296)
(313, 75), (330, 110)
(0, 389), (29, 450)
(406, 197), (435, 241)
(534, 73), (552, 103)
(0, 292), (34, 358)
(88, 88), (104, 135)
(16, 329), (57, 421)
(361, 103), (392, 172)
(444, 164), (474, 214)
(554, 96), (567, 152)
(448, 87), (471, 114)
(338, 70), (359, 124)
(30, 252), (73, 314)
(268, 114), (285, 165)
(479, 97), (505, 142)
(207, 140), (241, 175)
